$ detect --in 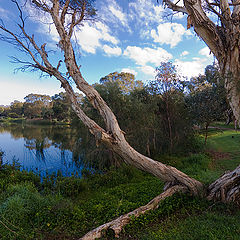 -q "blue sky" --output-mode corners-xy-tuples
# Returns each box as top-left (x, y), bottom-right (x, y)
(0, 0), (214, 105)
